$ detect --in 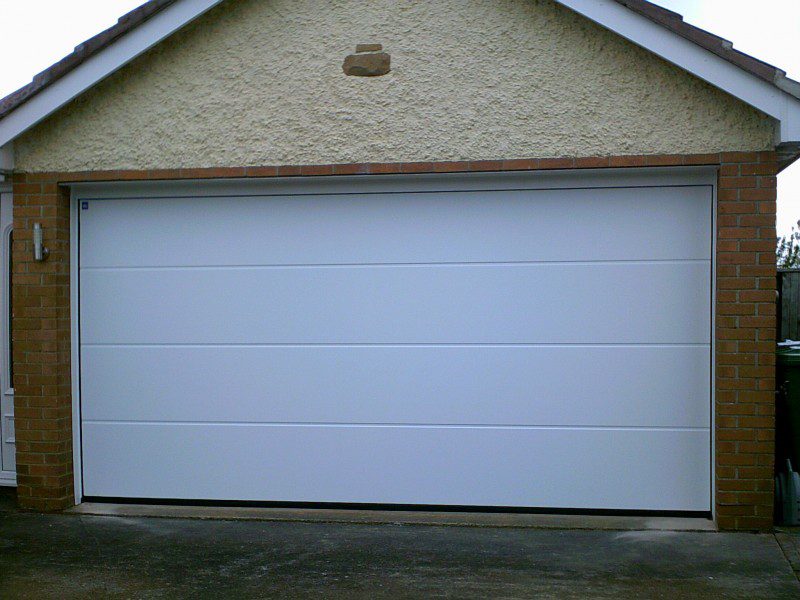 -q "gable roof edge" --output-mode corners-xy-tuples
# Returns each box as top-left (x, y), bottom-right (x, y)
(556, 0), (800, 147)
(1, 0), (800, 159)
(614, 0), (800, 98)
(0, 0), (180, 121)
(0, 0), (224, 150)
